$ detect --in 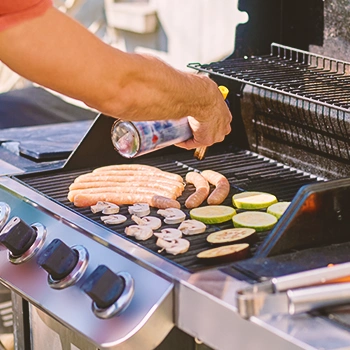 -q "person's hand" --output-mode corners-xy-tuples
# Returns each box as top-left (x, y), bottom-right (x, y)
(175, 78), (232, 149)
